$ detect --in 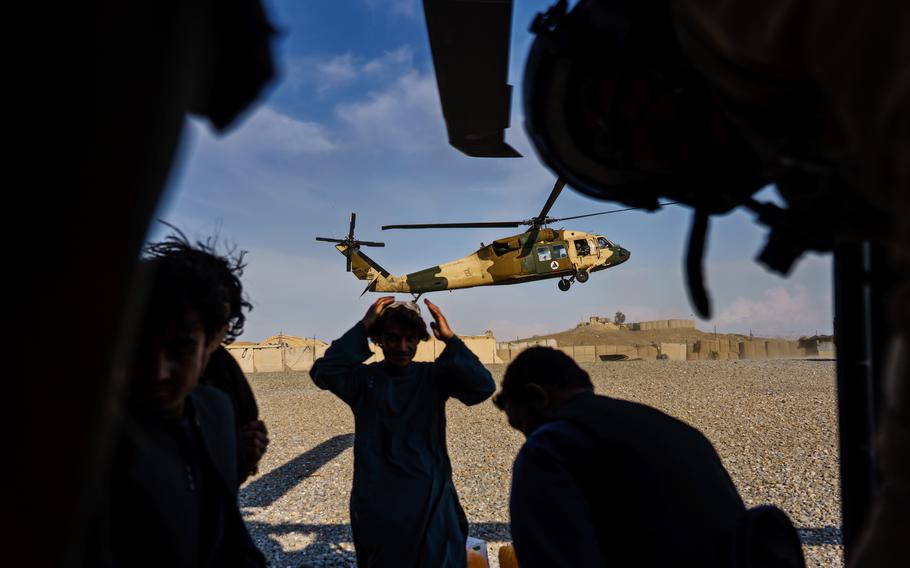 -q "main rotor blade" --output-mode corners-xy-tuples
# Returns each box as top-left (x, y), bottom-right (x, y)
(534, 177), (567, 224)
(356, 241), (386, 247)
(549, 201), (682, 223)
(424, 0), (520, 158)
(382, 221), (523, 230)
(346, 247), (353, 272)
(348, 212), (356, 240)
(316, 237), (346, 243)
